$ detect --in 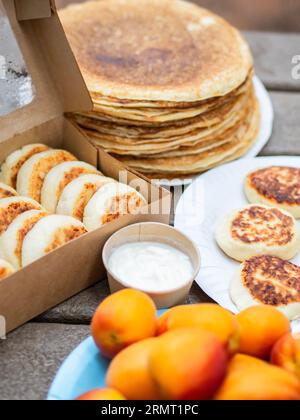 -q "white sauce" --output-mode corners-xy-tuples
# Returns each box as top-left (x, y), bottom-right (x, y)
(108, 241), (194, 292)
